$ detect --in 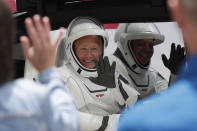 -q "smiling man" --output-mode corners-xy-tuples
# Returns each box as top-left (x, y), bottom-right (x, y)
(130, 39), (154, 66)
(109, 23), (170, 99)
(73, 35), (103, 69)
(58, 17), (139, 131)
(109, 23), (185, 99)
